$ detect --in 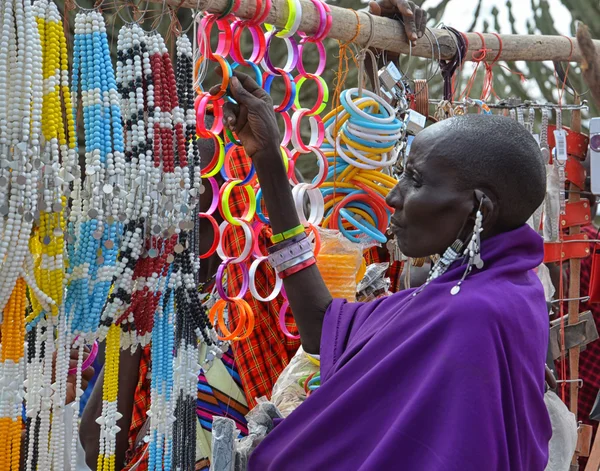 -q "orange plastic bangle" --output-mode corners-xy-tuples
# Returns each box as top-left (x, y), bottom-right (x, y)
(305, 223), (321, 257)
(209, 298), (255, 340)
